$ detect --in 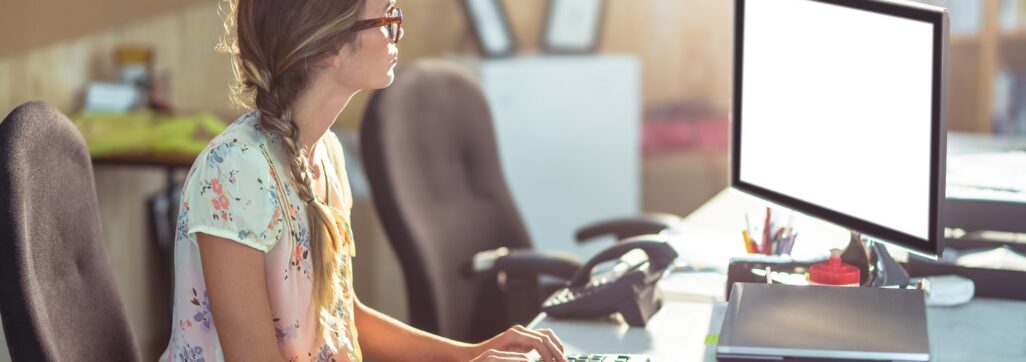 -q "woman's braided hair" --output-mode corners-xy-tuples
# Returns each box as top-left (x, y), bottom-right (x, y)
(218, 0), (366, 342)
